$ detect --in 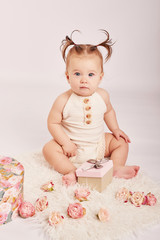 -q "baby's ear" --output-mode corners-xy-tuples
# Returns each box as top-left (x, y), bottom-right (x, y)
(100, 72), (104, 81)
(65, 71), (70, 81)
